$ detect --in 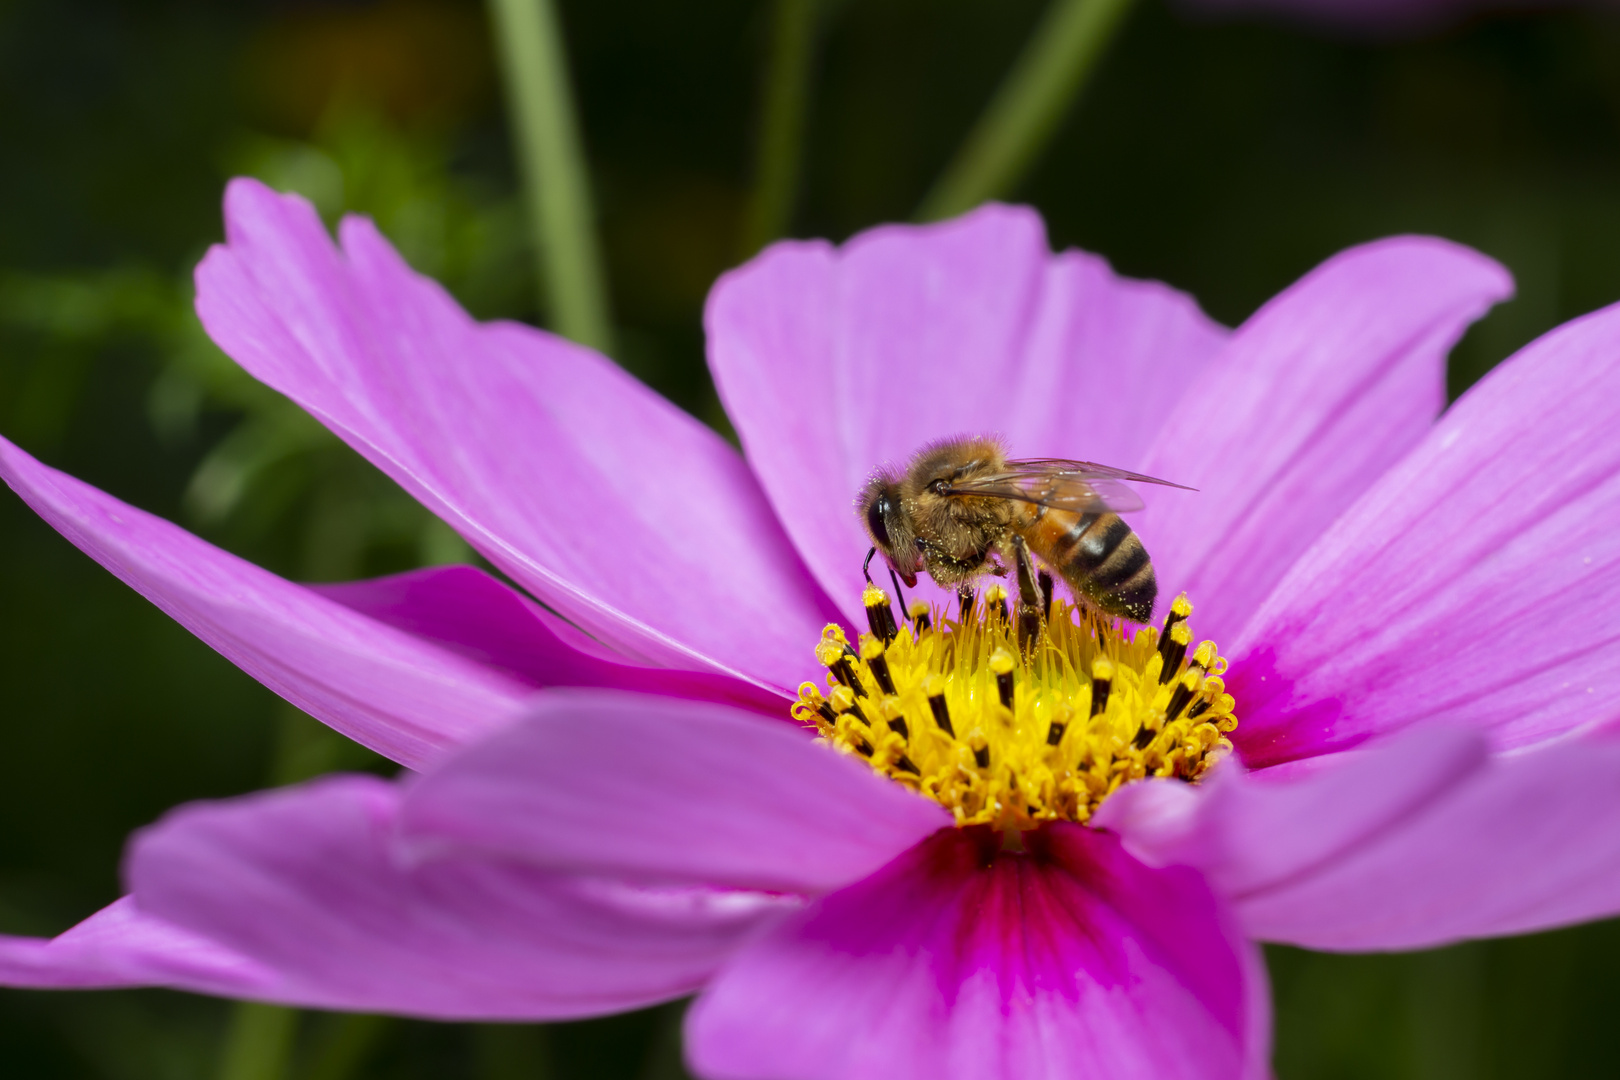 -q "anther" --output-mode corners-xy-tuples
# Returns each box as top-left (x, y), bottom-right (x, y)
(863, 583), (899, 644)
(1038, 570), (1054, 621)
(986, 584), (1009, 624)
(1159, 622), (1192, 684)
(796, 684), (838, 729)
(861, 636), (898, 696)
(880, 696), (910, 741)
(830, 684), (871, 727)
(969, 732), (990, 769)
(816, 638), (868, 697)
(836, 656), (867, 695)
(990, 647), (1016, 709)
(1090, 657), (1114, 717)
(1190, 640), (1218, 673)
(958, 586), (975, 622)
(1046, 704), (1072, 747)
(831, 654), (867, 697)
(908, 600), (932, 633)
(1165, 668), (1203, 719)
(923, 673), (955, 737)
(1158, 594), (1193, 659)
